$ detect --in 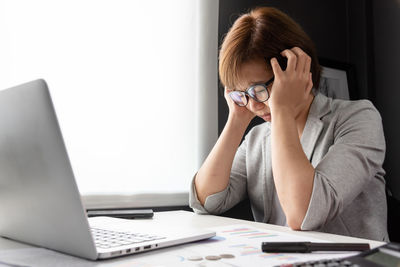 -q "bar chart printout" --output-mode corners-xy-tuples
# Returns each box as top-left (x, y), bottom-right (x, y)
(107, 225), (357, 267)
(0, 225), (358, 267)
